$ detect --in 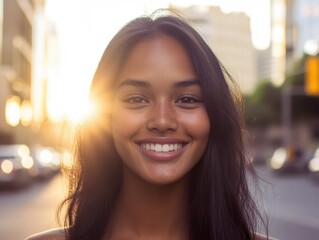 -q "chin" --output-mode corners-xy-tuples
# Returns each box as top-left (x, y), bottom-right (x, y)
(142, 171), (189, 186)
